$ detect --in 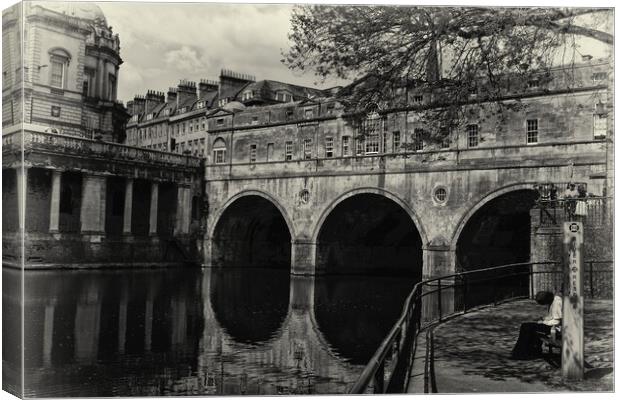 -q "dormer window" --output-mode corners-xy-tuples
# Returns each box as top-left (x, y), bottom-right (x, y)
(177, 106), (187, 114)
(146, 113), (154, 121)
(592, 72), (608, 82)
(242, 91), (254, 101)
(276, 91), (293, 102)
(197, 100), (205, 109)
(527, 79), (540, 89)
(163, 109), (170, 116)
(219, 98), (229, 107)
(304, 108), (314, 119)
